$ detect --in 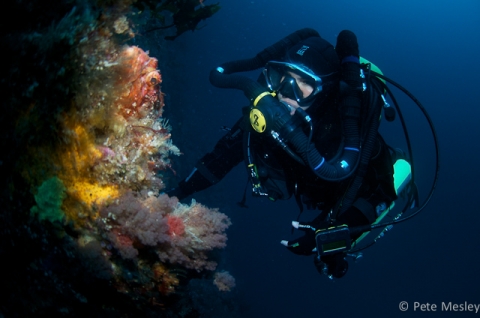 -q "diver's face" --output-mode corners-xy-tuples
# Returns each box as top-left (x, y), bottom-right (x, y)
(277, 71), (314, 115)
